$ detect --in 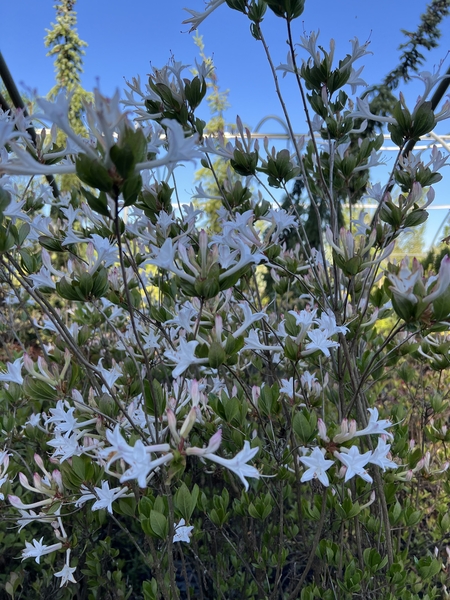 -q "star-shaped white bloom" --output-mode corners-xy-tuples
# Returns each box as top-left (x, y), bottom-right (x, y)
(45, 400), (79, 434)
(334, 446), (373, 483)
(299, 447), (335, 487)
(21, 538), (62, 564)
(97, 358), (122, 391)
(54, 562), (77, 587)
(47, 430), (84, 463)
(354, 408), (394, 440)
(164, 338), (208, 379)
(201, 441), (260, 491)
(75, 481), (132, 514)
(118, 441), (173, 488)
(303, 329), (340, 357)
(0, 357), (24, 385)
(173, 518), (194, 543)
(368, 437), (398, 471)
